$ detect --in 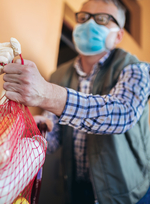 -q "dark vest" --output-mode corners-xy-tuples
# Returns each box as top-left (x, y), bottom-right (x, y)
(50, 49), (150, 204)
